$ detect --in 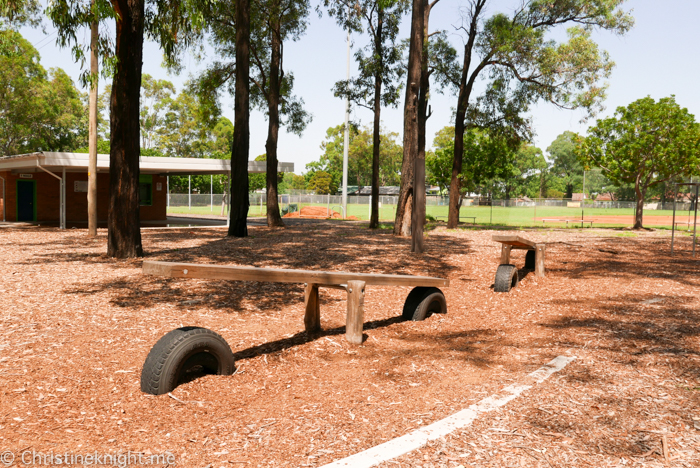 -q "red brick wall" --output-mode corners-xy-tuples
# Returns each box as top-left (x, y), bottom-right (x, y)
(139, 174), (167, 221)
(2, 170), (167, 222)
(0, 171), (8, 221)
